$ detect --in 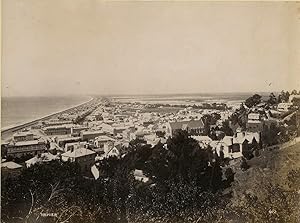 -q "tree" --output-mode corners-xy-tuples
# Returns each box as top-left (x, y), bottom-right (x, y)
(1, 160), (83, 223)
(284, 91), (290, 102)
(224, 168), (235, 187)
(143, 142), (170, 181)
(291, 89), (298, 95)
(155, 130), (165, 138)
(245, 94), (262, 108)
(221, 120), (234, 136)
(240, 157), (250, 171)
(2, 131), (236, 223)
(261, 123), (281, 146)
(202, 113), (221, 136)
(267, 92), (277, 105)
(128, 138), (147, 153)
